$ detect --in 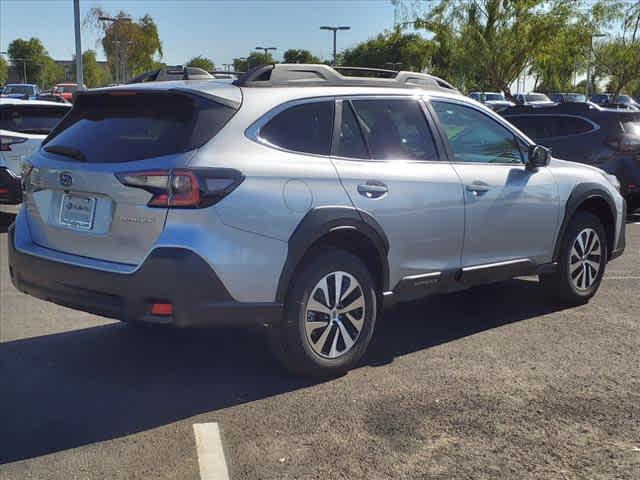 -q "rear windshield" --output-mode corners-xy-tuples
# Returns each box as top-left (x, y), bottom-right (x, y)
(526, 94), (550, 102)
(0, 105), (70, 134)
(485, 93), (504, 101)
(3, 85), (33, 95)
(43, 92), (238, 163)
